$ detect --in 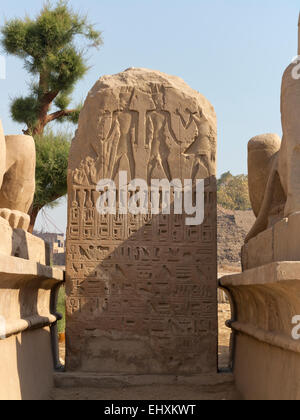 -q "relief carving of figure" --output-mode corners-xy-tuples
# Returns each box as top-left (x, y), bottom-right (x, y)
(146, 86), (174, 181)
(73, 157), (98, 186)
(109, 88), (137, 182)
(146, 85), (212, 183)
